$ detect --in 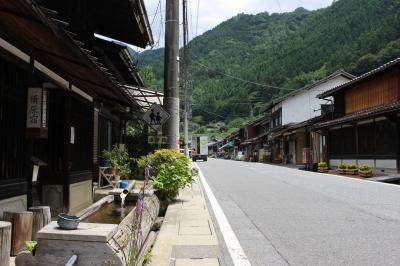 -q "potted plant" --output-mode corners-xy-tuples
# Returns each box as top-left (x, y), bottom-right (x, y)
(359, 164), (372, 177)
(108, 159), (118, 176)
(100, 150), (111, 167)
(337, 162), (346, 175)
(346, 163), (358, 175)
(118, 163), (131, 180)
(317, 161), (329, 173)
(107, 145), (131, 176)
